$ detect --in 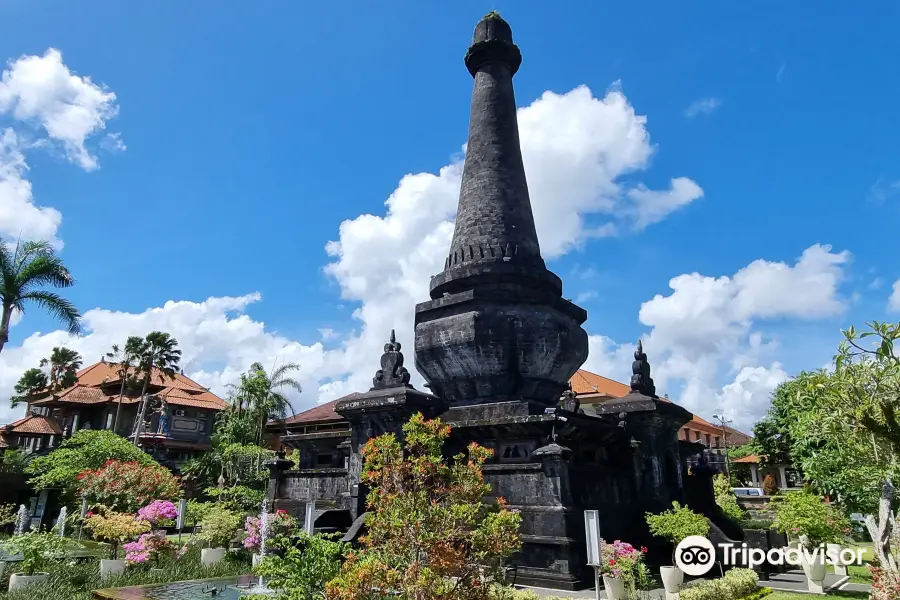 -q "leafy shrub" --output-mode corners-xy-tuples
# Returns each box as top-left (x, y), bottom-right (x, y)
(324, 413), (522, 600)
(77, 460), (181, 512)
(870, 565), (900, 600)
(84, 507), (151, 559)
(123, 531), (175, 566)
(26, 430), (157, 494)
(762, 473), (779, 496)
(136, 499), (178, 525)
(0, 532), (68, 575)
(645, 502), (710, 545)
(597, 540), (652, 593)
(184, 499), (215, 527)
(714, 474), (745, 522)
(253, 532), (348, 599)
(680, 568), (760, 600)
(771, 490), (850, 547)
(198, 506), (241, 548)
